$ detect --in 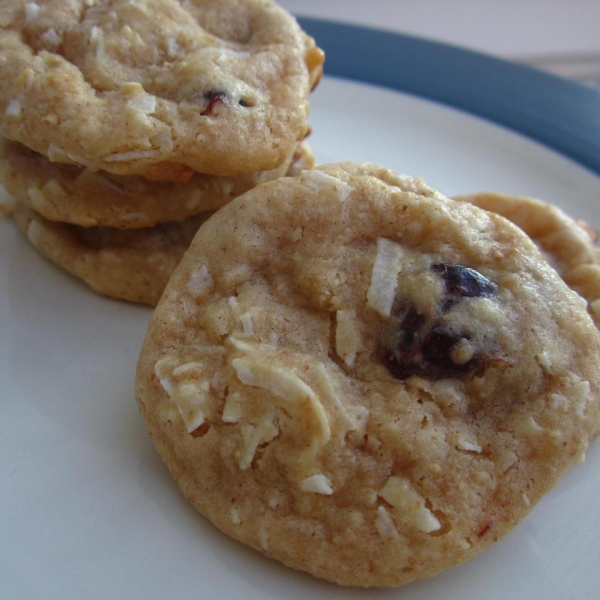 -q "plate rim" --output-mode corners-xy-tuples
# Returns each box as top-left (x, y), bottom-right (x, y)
(299, 17), (600, 177)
